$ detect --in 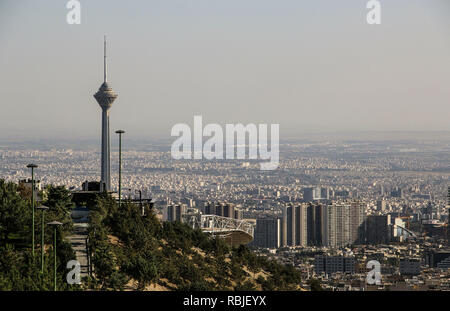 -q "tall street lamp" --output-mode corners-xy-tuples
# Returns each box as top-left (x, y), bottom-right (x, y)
(115, 130), (125, 208)
(47, 221), (63, 291)
(36, 205), (49, 273)
(26, 163), (38, 257)
(135, 190), (143, 216)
